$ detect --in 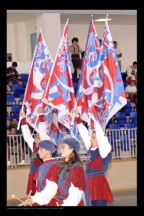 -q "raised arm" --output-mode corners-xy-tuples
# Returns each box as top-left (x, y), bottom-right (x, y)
(74, 109), (111, 158)
(73, 111), (91, 150)
(37, 106), (51, 141)
(20, 109), (34, 152)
